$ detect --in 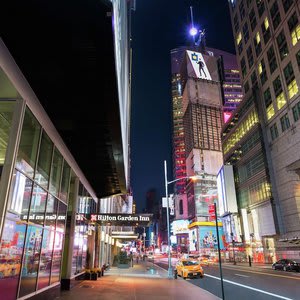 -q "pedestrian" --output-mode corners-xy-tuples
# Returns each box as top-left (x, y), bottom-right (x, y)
(136, 254), (139, 264)
(129, 251), (133, 267)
